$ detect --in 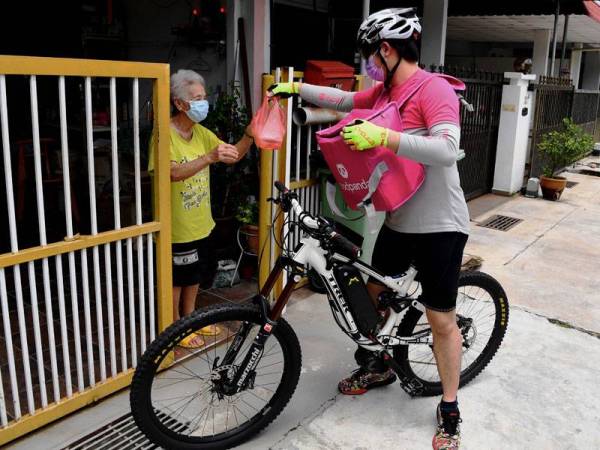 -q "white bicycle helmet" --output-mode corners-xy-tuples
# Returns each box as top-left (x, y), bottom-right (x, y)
(357, 7), (421, 52)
